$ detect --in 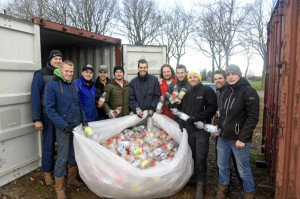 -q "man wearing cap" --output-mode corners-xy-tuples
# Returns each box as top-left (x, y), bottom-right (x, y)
(75, 64), (98, 122)
(179, 71), (217, 199)
(31, 49), (63, 186)
(95, 65), (111, 120)
(103, 66), (130, 118)
(129, 59), (160, 117)
(214, 64), (259, 199)
(45, 60), (87, 198)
